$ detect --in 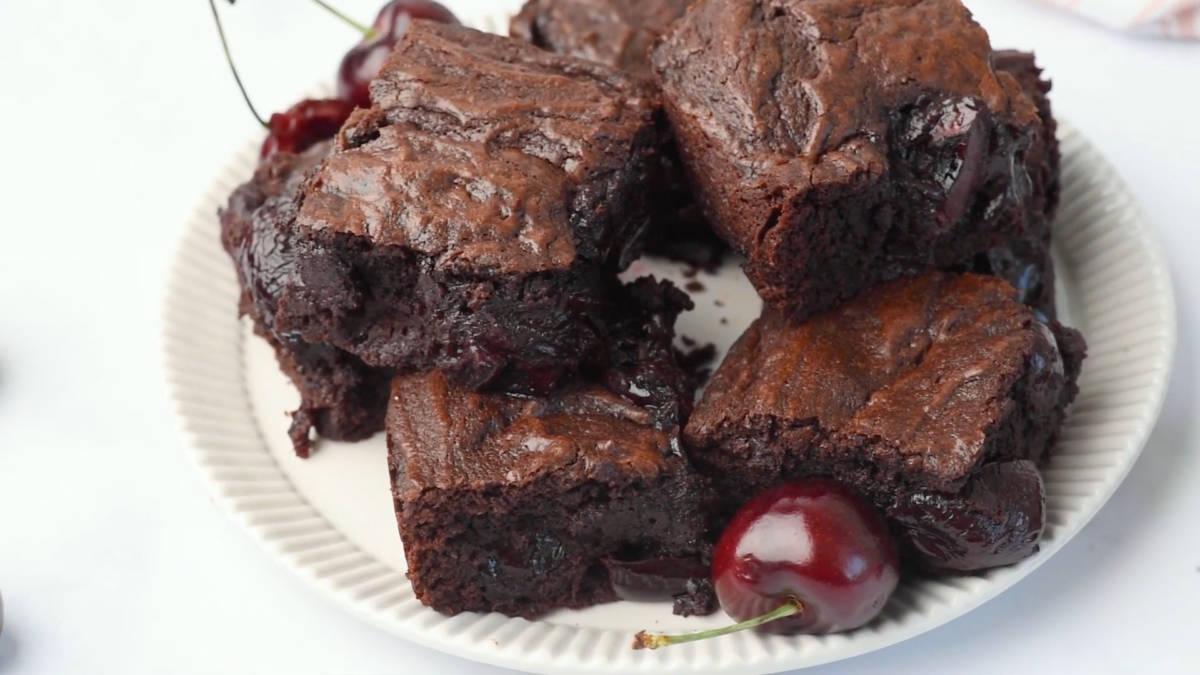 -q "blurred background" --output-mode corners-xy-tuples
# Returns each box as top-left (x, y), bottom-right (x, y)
(0, 0), (1196, 673)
